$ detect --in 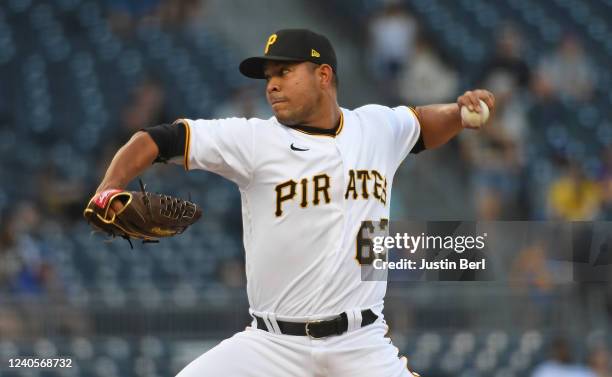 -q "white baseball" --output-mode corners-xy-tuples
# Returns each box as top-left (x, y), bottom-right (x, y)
(460, 99), (490, 128)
